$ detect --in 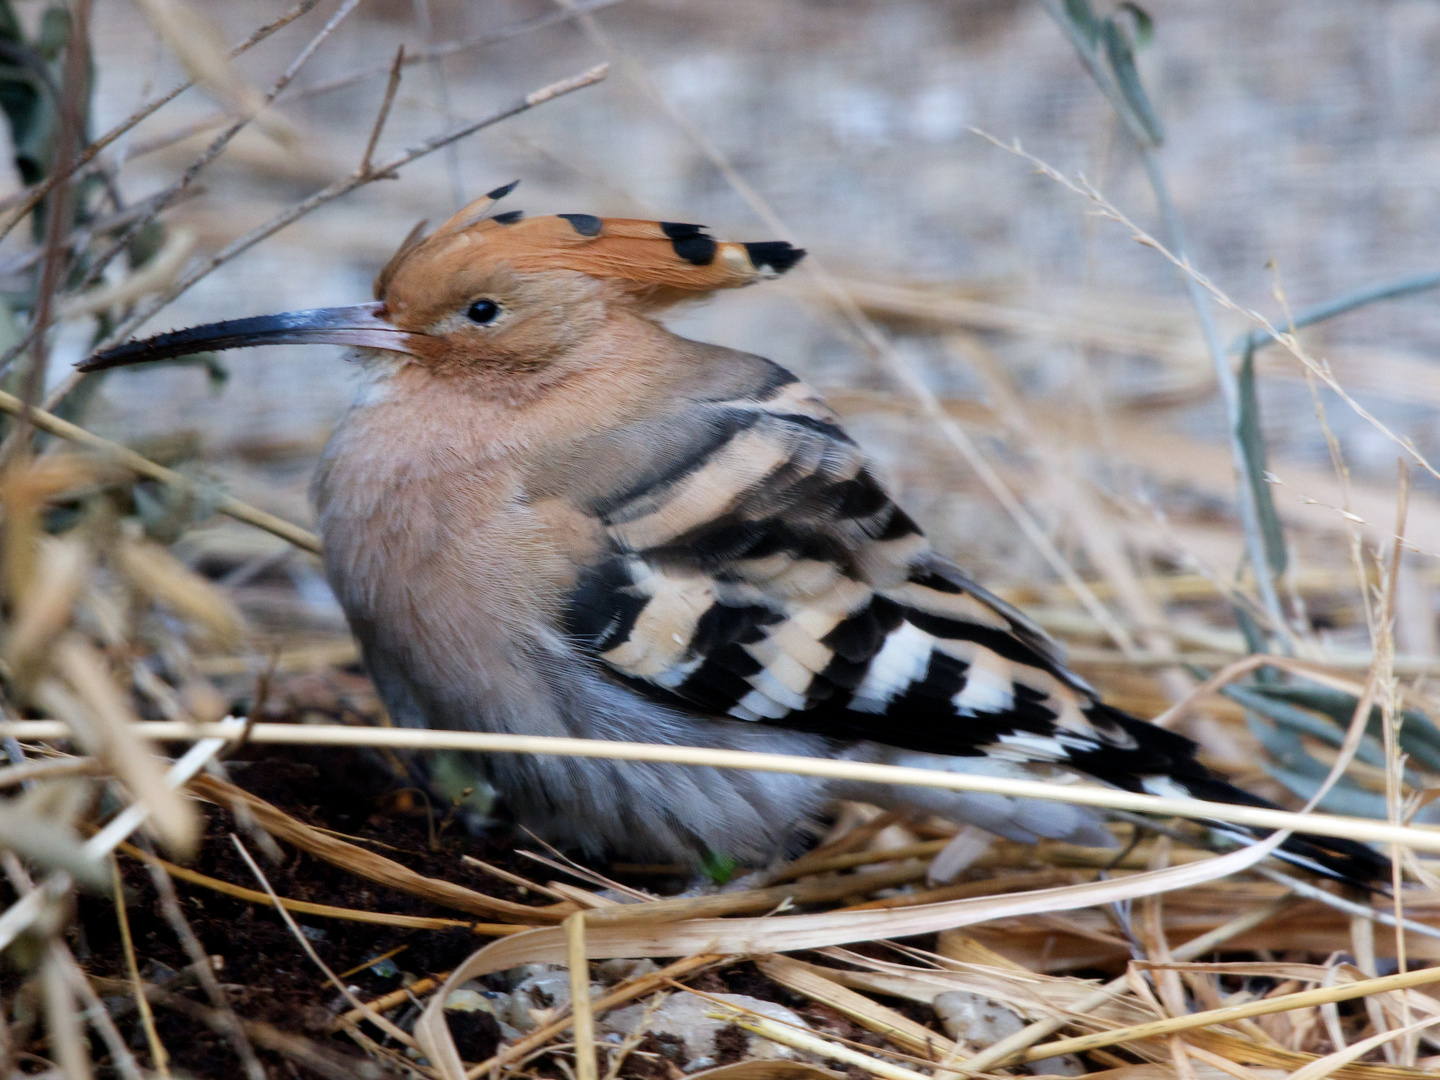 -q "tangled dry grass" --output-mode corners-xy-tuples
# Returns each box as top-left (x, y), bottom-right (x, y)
(4, 1), (1440, 1078)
